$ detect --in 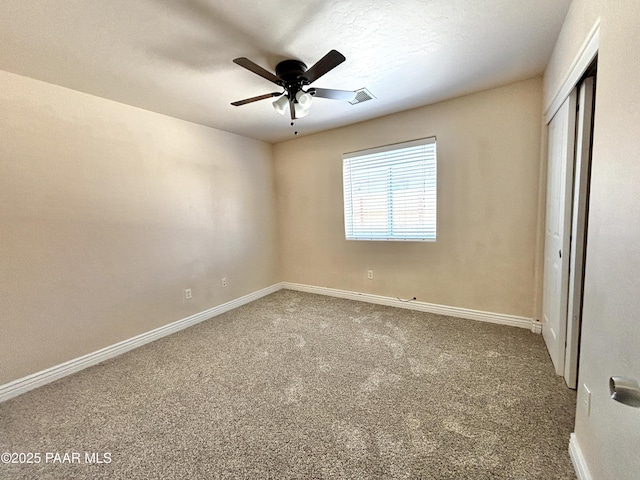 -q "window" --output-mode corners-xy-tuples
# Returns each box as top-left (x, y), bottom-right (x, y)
(342, 137), (437, 241)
